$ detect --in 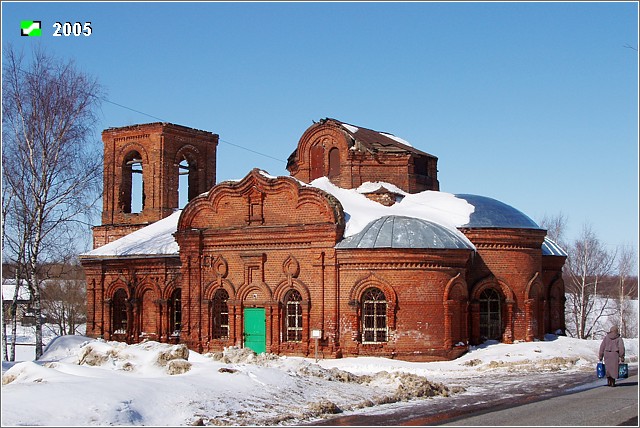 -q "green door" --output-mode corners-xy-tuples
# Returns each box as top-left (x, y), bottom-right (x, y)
(244, 308), (266, 354)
